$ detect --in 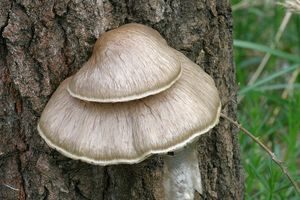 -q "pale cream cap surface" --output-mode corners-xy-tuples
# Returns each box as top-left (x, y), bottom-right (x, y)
(68, 23), (181, 102)
(38, 51), (221, 165)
